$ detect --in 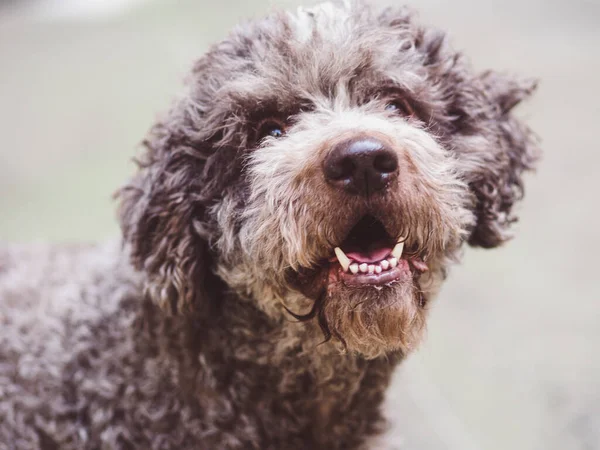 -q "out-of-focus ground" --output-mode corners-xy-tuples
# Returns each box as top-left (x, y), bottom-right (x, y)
(0, 0), (598, 449)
